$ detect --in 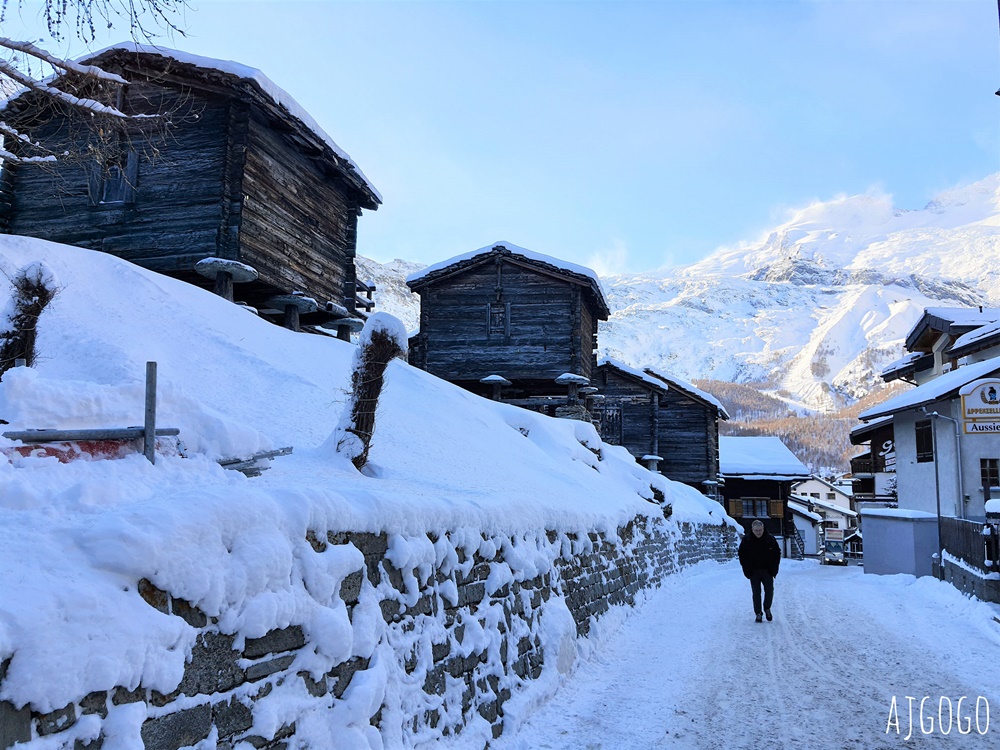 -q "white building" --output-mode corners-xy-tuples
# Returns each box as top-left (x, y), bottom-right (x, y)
(857, 308), (1000, 579)
(792, 477), (854, 514)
